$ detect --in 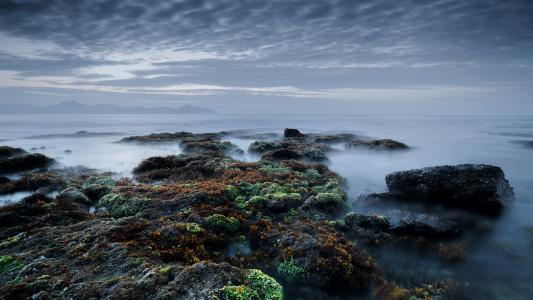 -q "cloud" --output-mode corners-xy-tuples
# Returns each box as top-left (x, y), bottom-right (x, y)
(0, 0), (532, 112)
